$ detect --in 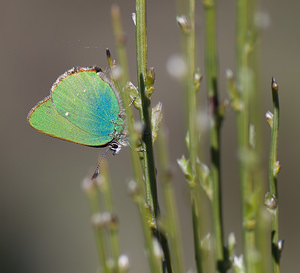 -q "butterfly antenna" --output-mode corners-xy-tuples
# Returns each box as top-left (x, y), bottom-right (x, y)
(91, 146), (111, 181)
(129, 96), (137, 106)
